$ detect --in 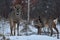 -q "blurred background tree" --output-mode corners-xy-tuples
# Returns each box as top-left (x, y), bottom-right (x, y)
(0, 0), (60, 20)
